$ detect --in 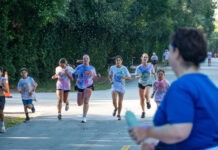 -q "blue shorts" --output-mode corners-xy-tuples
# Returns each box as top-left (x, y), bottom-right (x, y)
(22, 99), (33, 105)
